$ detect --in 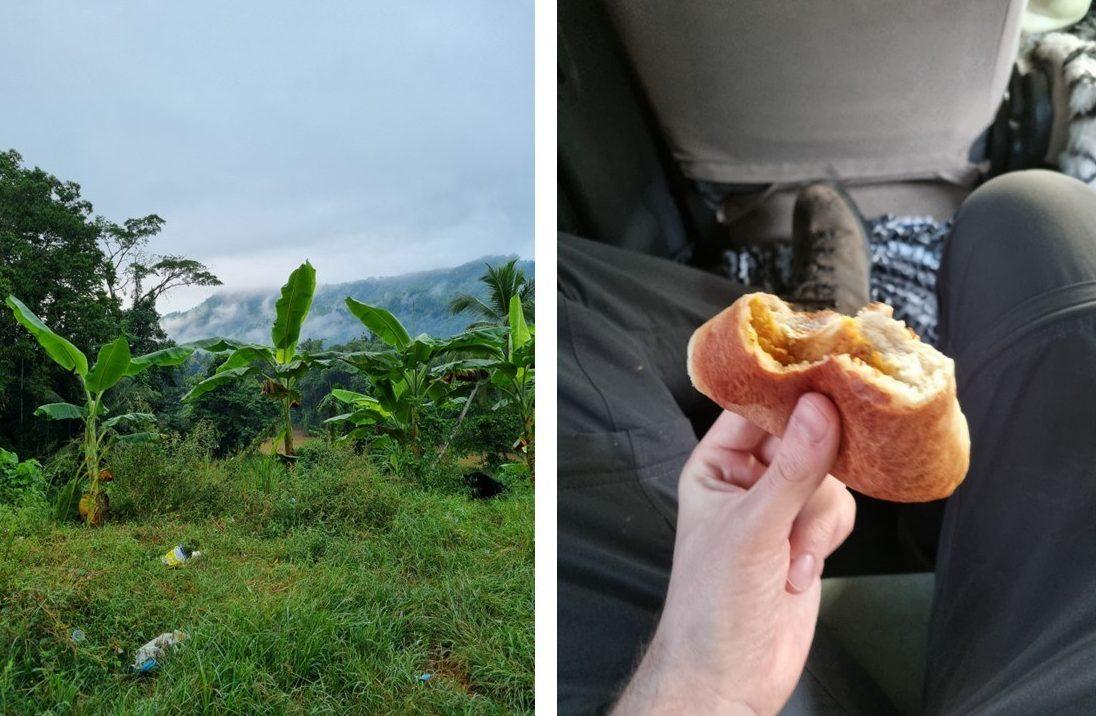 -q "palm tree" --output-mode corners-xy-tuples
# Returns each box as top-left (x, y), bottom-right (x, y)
(448, 259), (534, 327)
